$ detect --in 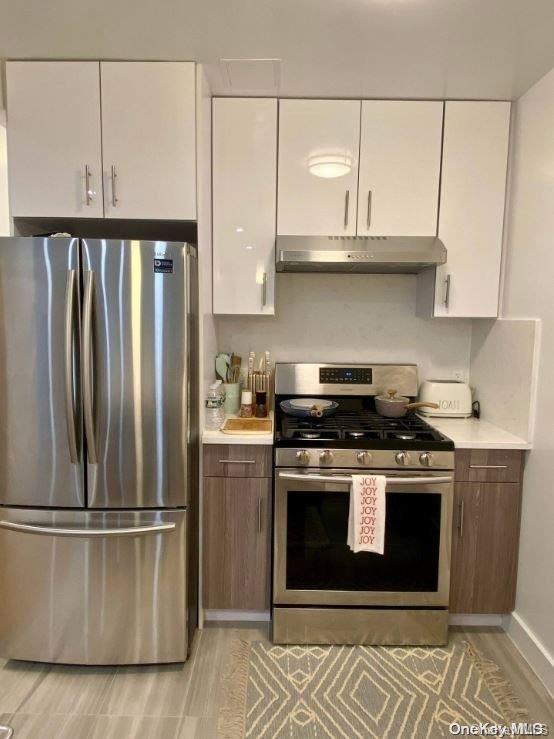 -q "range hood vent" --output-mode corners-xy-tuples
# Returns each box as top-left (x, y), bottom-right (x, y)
(275, 235), (446, 274)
